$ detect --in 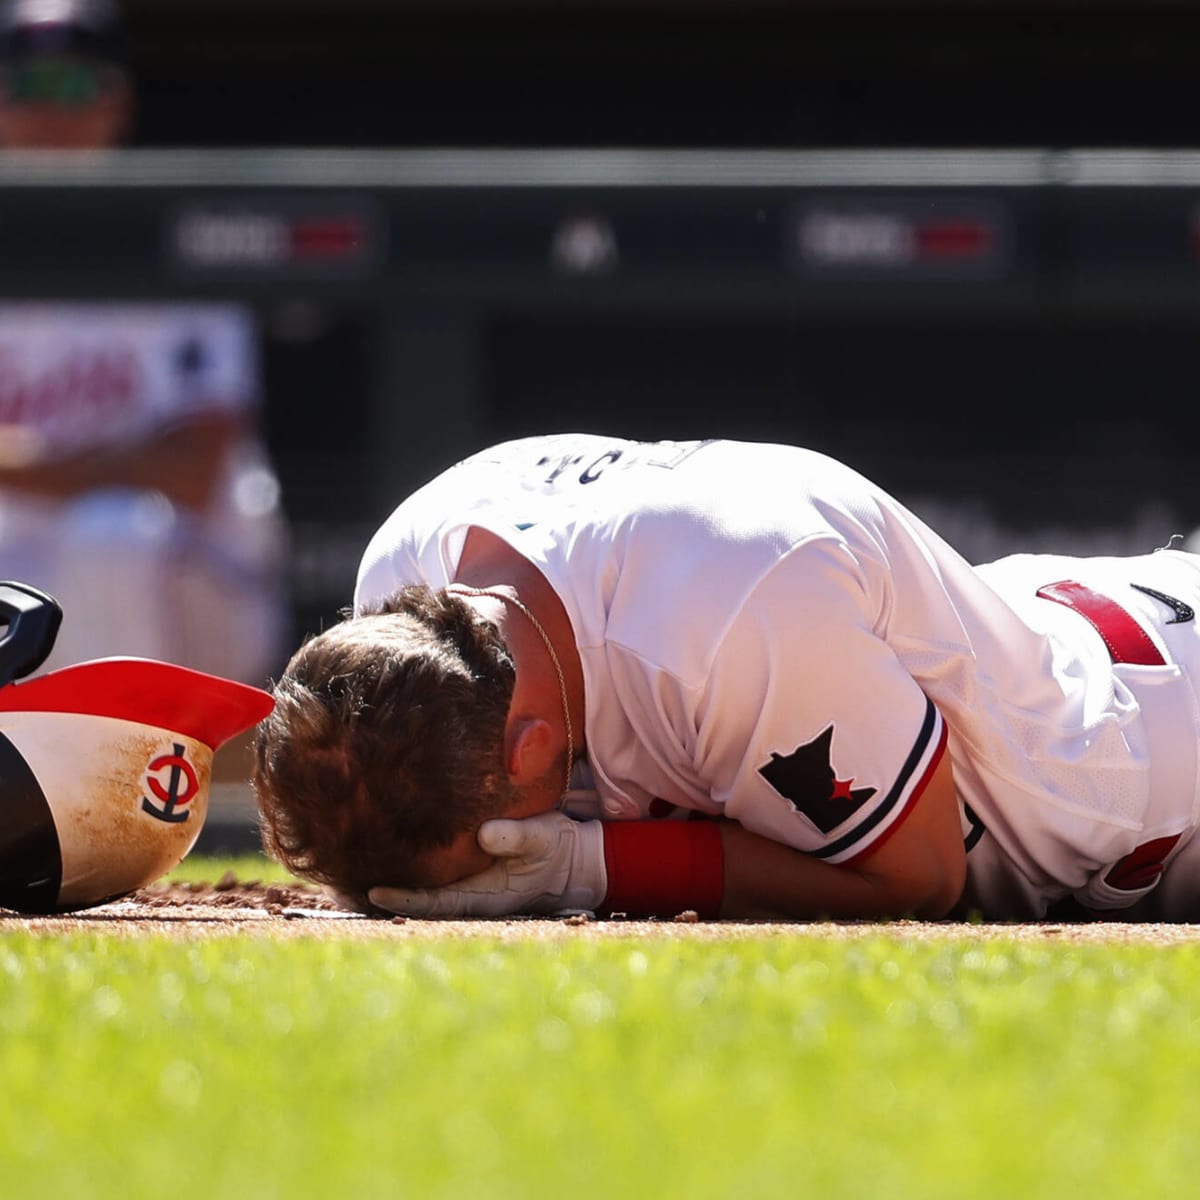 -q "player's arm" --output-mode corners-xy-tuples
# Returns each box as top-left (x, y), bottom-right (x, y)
(717, 748), (964, 919)
(365, 750), (964, 921)
(593, 743), (963, 921)
(0, 411), (241, 510)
